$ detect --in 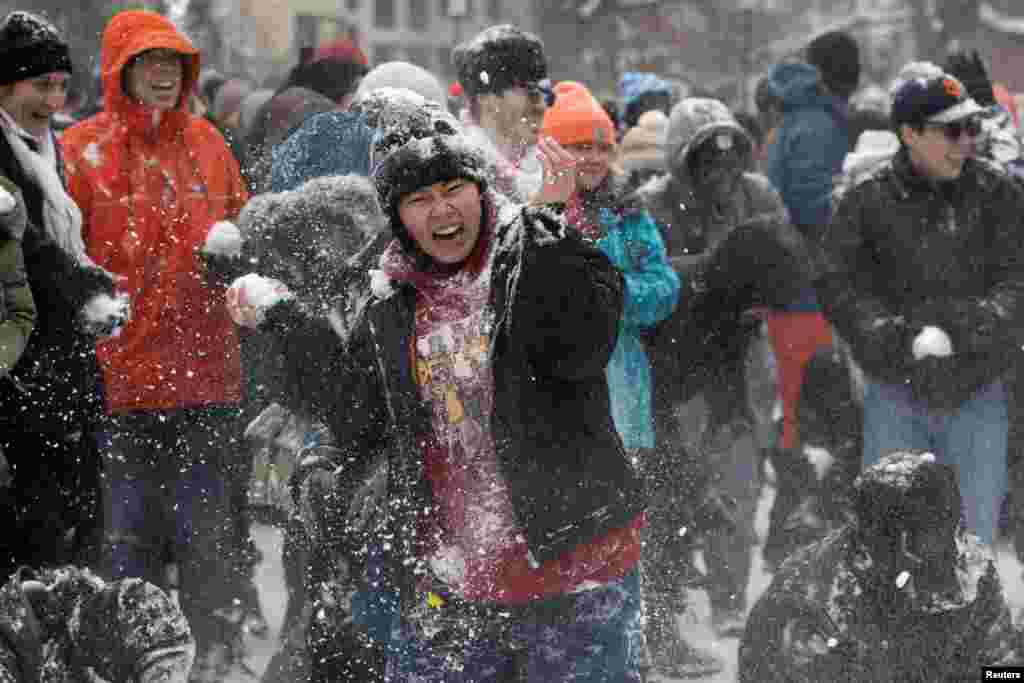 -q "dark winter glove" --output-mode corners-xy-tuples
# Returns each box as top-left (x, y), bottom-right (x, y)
(944, 50), (997, 107)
